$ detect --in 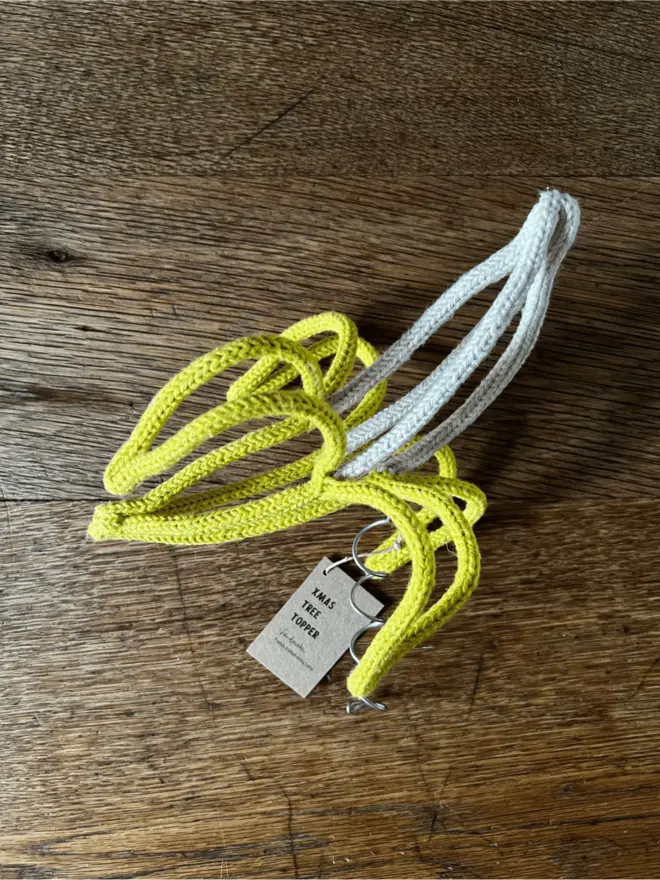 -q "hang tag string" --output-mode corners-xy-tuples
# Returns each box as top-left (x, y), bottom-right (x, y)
(331, 190), (580, 478)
